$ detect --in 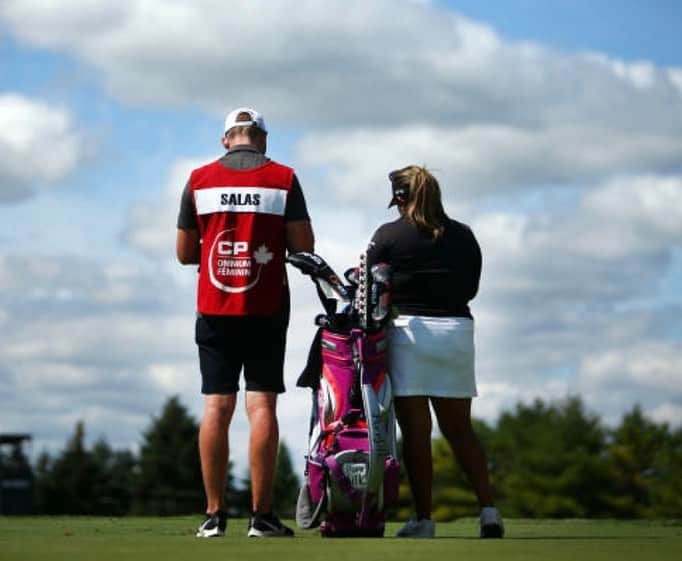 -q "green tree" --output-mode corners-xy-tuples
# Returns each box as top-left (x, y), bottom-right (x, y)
(489, 397), (610, 518)
(44, 421), (100, 514)
(222, 460), (242, 516)
(90, 439), (136, 515)
(272, 441), (300, 518)
(133, 396), (203, 514)
(649, 426), (682, 517)
(33, 451), (54, 513)
(33, 427), (137, 515)
(232, 468), (253, 517)
(603, 406), (674, 517)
